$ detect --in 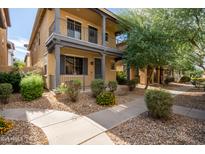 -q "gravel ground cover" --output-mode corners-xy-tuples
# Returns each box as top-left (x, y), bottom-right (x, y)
(107, 112), (205, 145)
(150, 83), (189, 91)
(0, 120), (48, 145)
(0, 88), (145, 116)
(174, 87), (205, 110)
